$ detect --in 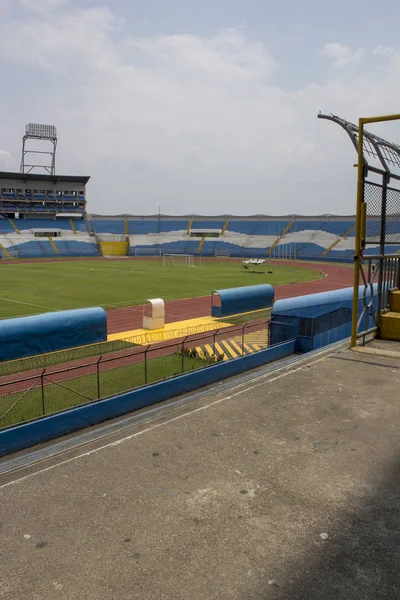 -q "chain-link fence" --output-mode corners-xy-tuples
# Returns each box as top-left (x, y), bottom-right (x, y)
(364, 181), (400, 245)
(364, 182), (383, 243)
(0, 319), (271, 431)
